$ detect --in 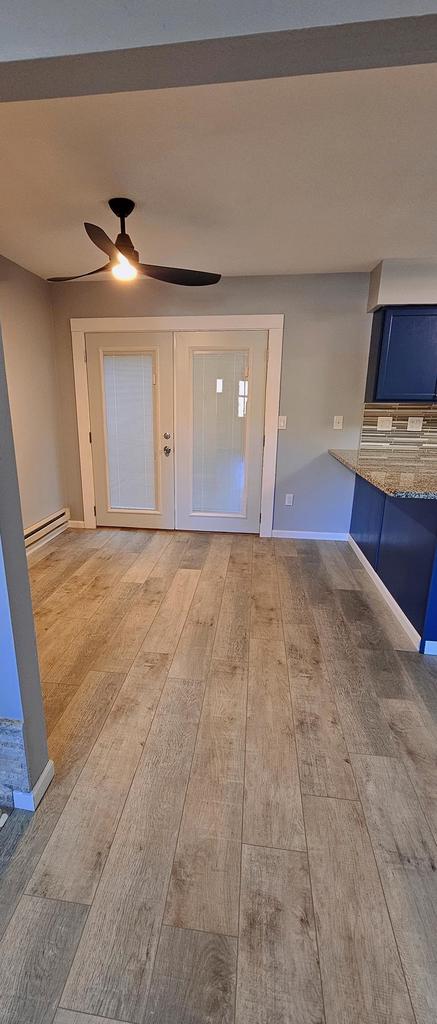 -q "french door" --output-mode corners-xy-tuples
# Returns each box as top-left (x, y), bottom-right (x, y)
(87, 331), (174, 529)
(86, 329), (267, 533)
